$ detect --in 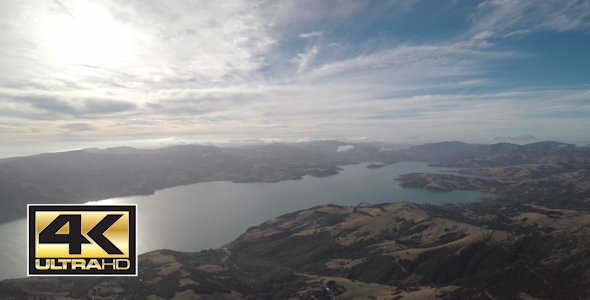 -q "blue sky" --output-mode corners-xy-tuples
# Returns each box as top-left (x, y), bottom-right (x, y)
(0, 0), (589, 155)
